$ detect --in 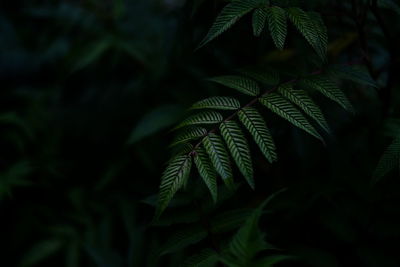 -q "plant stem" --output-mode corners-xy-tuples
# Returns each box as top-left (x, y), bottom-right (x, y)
(189, 70), (322, 155)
